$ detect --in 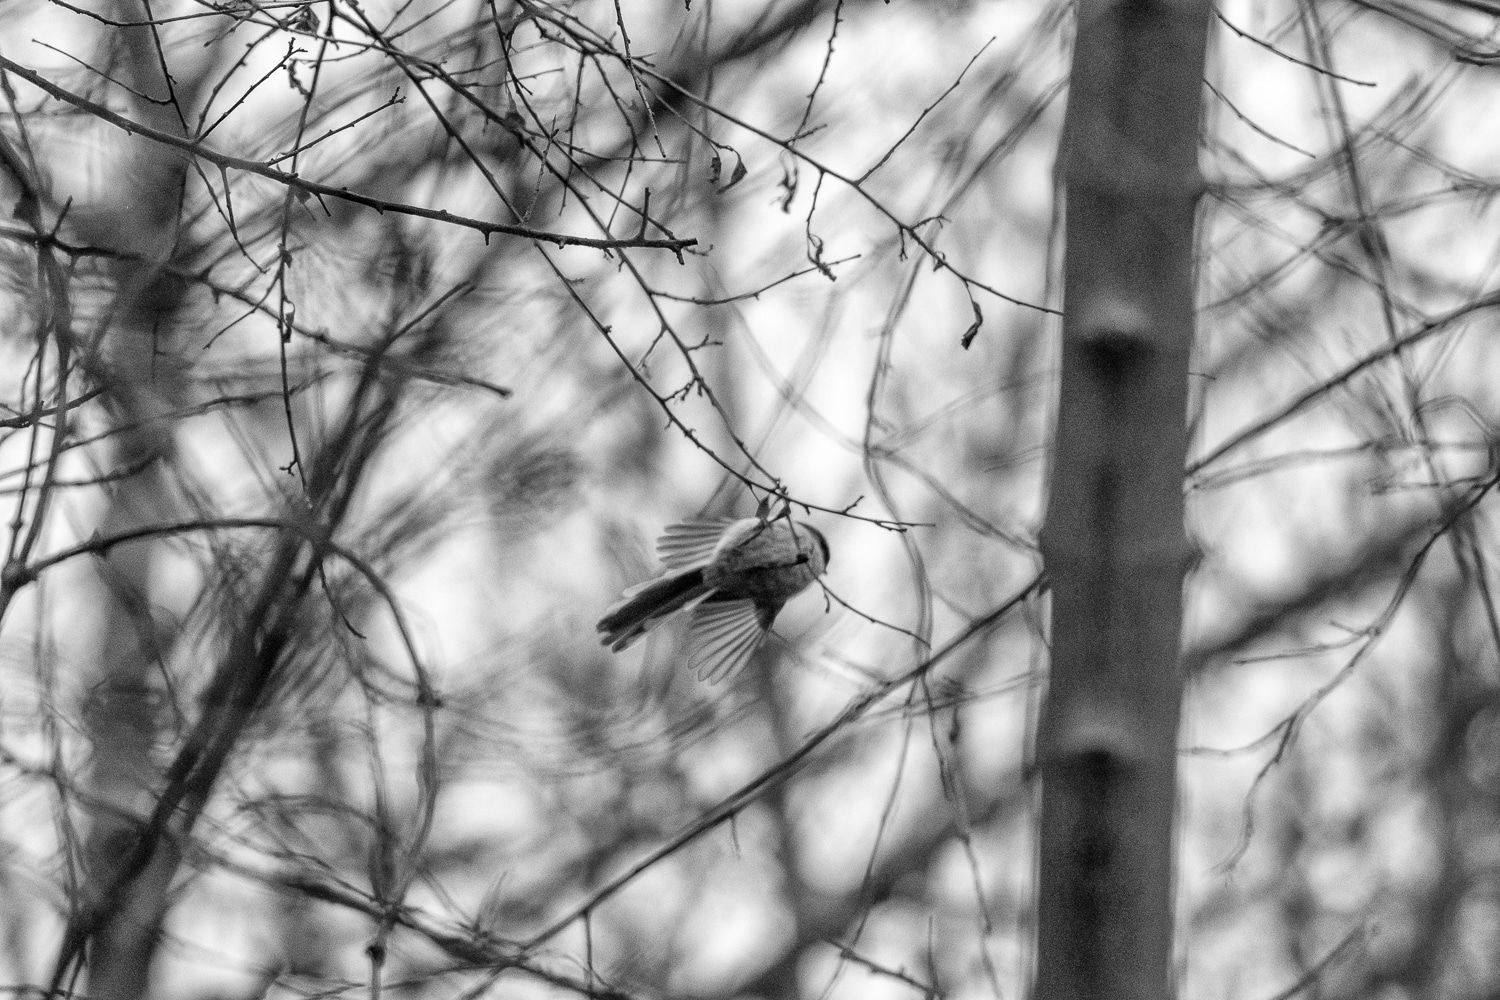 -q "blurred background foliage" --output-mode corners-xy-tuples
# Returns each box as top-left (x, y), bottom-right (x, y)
(2, 0), (1500, 998)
